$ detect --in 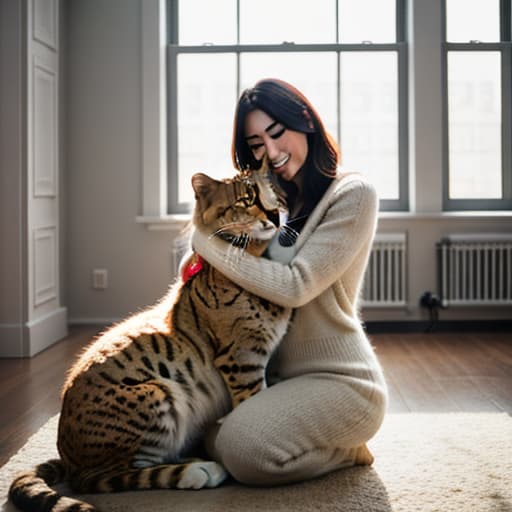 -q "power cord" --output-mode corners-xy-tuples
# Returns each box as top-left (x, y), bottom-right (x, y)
(419, 291), (444, 332)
